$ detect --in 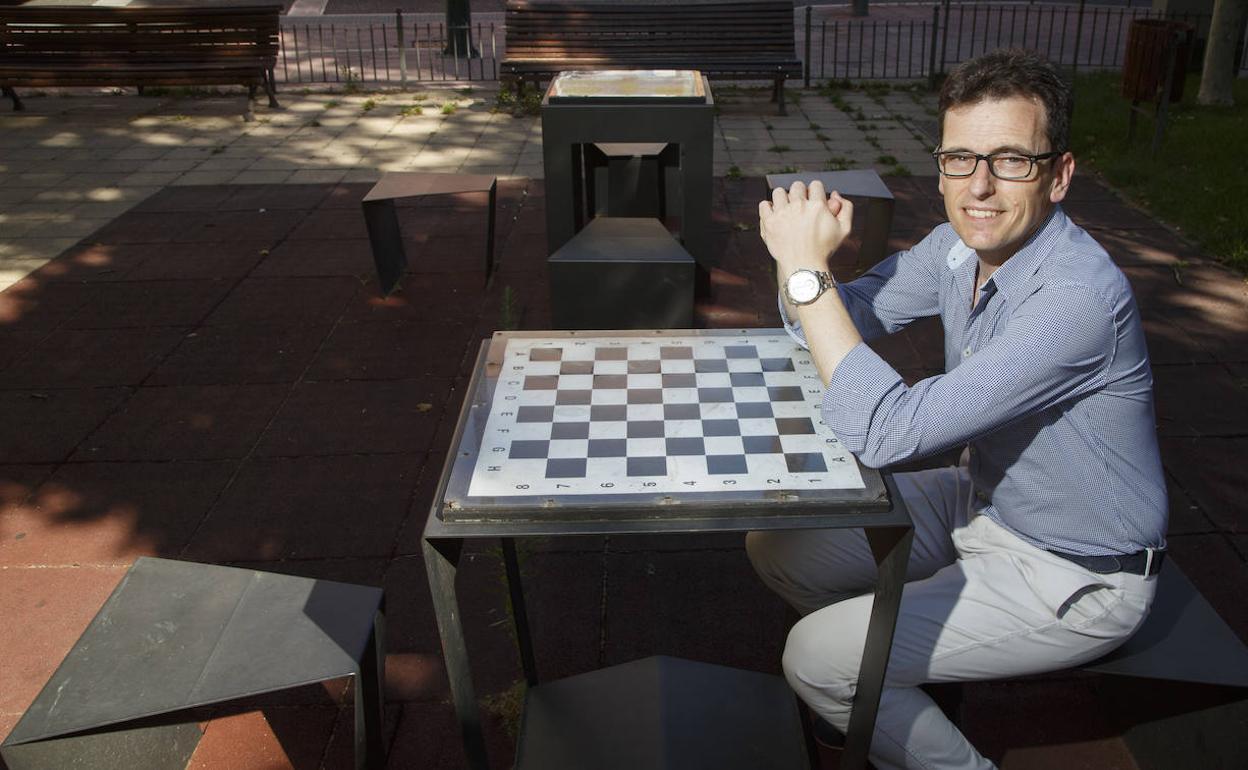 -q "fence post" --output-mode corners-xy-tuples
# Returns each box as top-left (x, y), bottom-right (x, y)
(397, 9), (407, 89)
(939, 0), (952, 83)
(1072, 0), (1086, 75)
(928, 5), (940, 89)
(804, 5), (813, 87)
